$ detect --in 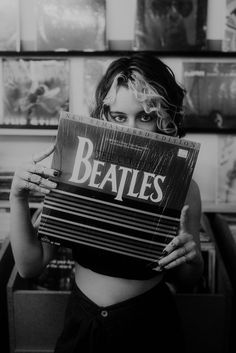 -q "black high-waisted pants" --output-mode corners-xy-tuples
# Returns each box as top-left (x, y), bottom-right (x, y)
(54, 280), (185, 353)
